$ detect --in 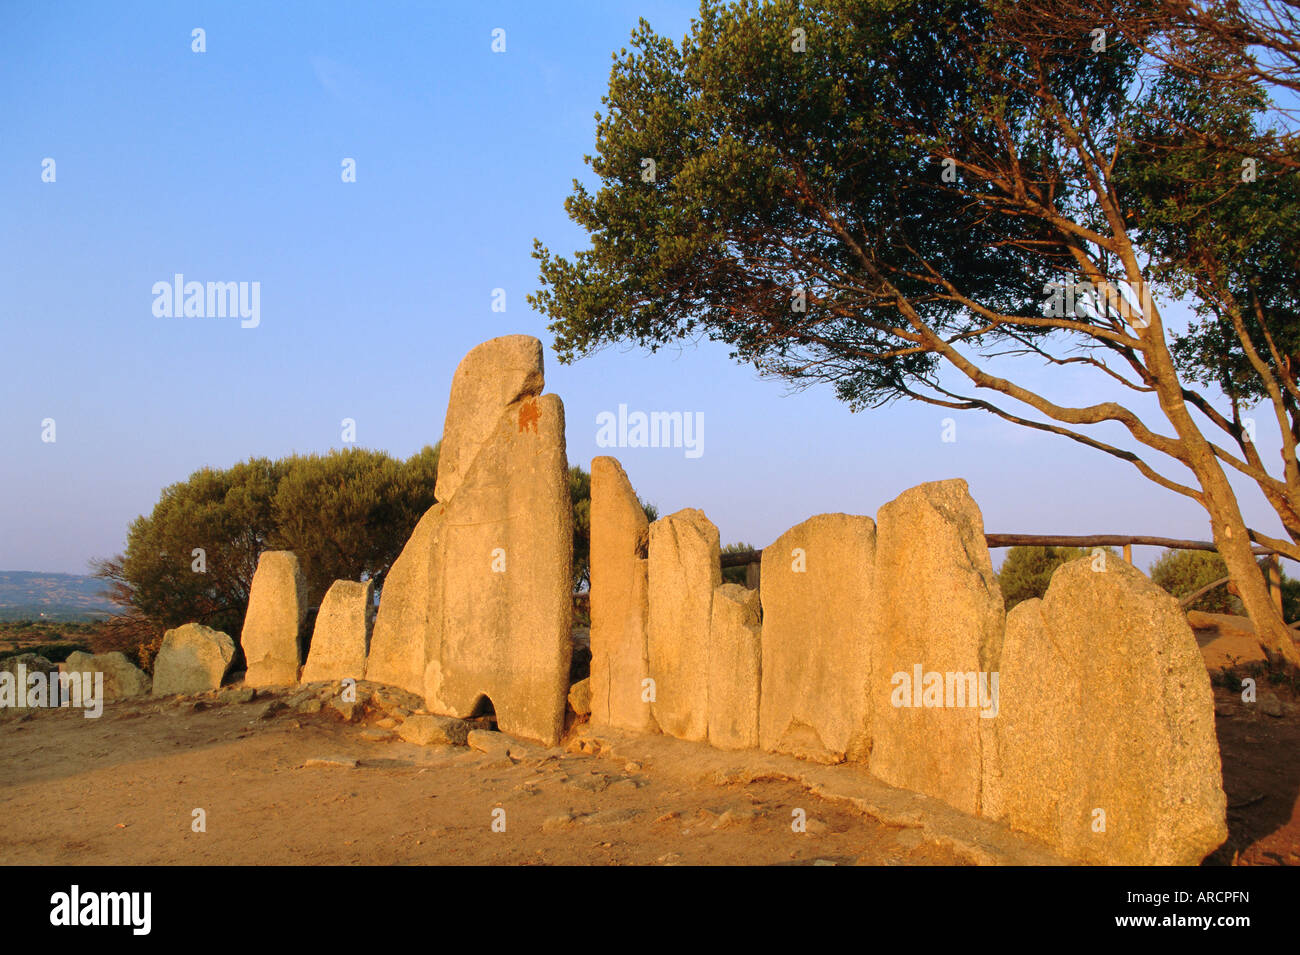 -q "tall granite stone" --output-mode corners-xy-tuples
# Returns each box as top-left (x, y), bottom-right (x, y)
(426, 393), (573, 746)
(433, 335), (544, 503)
(988, 558), (1228, 865)
(708, 583), (762, 751)
(869, 480), (1004, 816)
(240, 551), (309, 687)
(301, 579), (374, 684)
(365, 505), (445, 697)
(758, 513), (877, 763)
(153, 623), (235, 696)
(646, 508), (720, 742)
(589, 456), (657, 734)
